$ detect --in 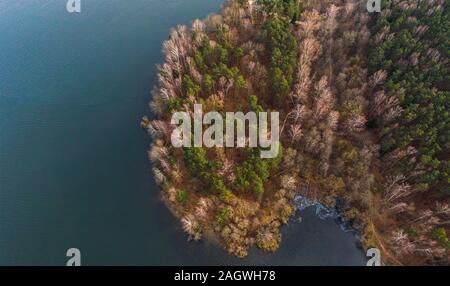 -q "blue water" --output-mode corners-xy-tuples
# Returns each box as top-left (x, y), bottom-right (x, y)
(0, 0), (366, 265)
